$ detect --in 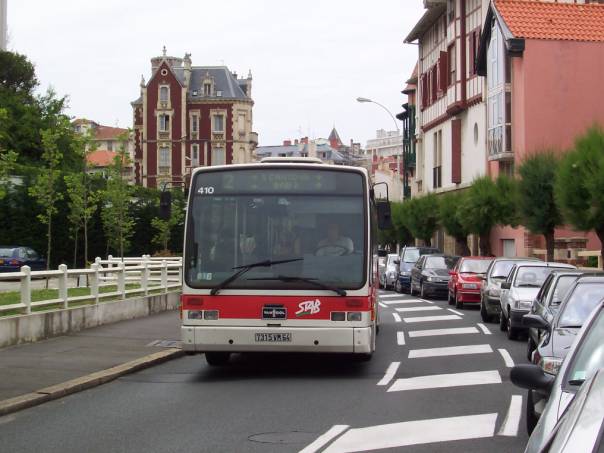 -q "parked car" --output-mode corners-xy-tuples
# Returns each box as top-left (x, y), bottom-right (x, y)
(379, 253), (399, 290)
(447, 256), (494, 309)
(522, 275), (604, 432)
(480, 257), (541, 323)
(0, 246), (46, 272)
(410, 255), (455, 299)
(527, 369), (604, 453)
(511, 298), (604, 452)
(499, 262), (575, 340)
(527, 270), (598, 361)
(395, 246), (440, 293)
